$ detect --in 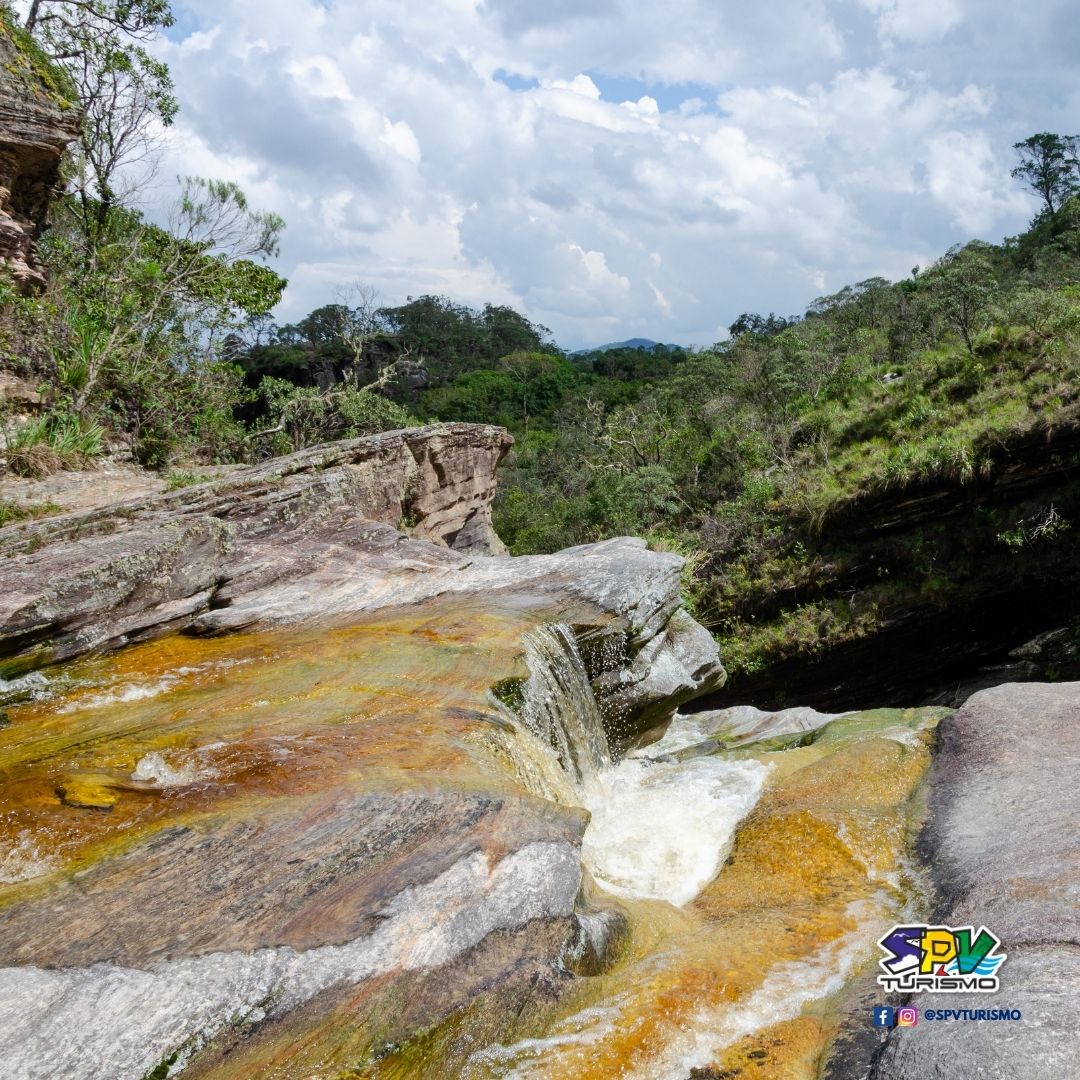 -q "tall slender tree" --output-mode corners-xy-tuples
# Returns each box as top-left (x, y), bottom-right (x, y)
(22, 1), (177, 243)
